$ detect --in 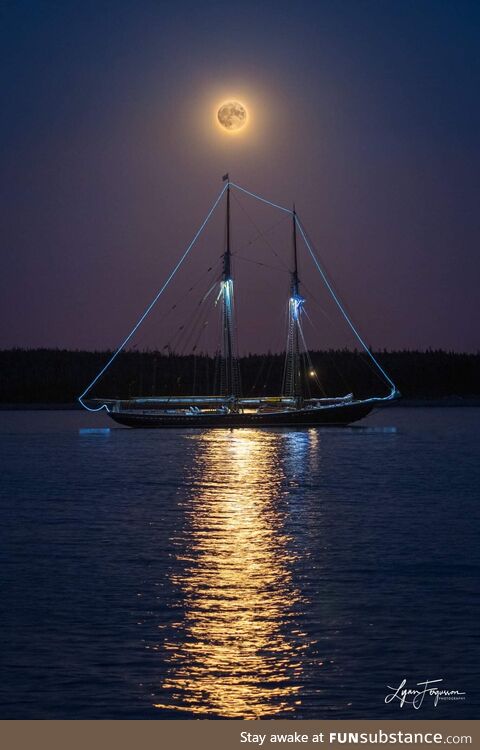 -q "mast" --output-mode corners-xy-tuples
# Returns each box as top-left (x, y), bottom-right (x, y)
(224, 179), (231, 279)
(292, 203), (299, 297)
(283, 205), (304, 402)
(220, 175), (240, 397)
